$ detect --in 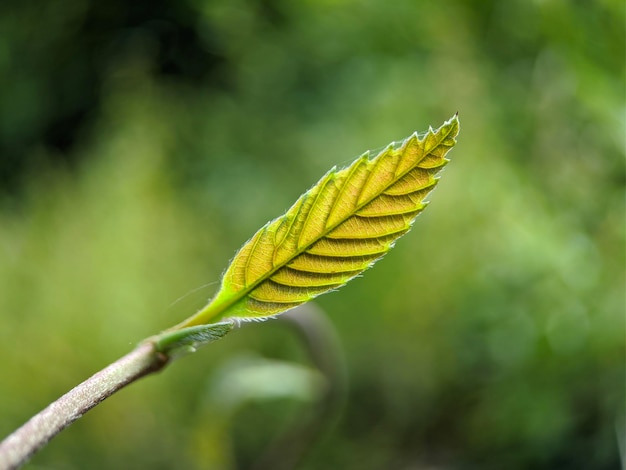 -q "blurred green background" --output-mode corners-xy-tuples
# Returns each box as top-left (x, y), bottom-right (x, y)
(0, 0), (624, 469)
